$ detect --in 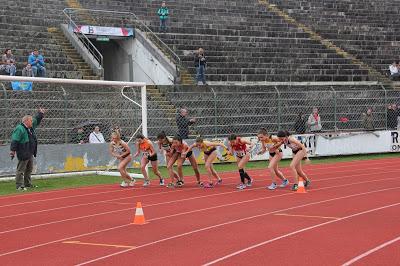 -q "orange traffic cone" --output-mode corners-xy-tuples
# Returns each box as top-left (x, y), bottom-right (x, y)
(296, 177), (307, 193)
(133, 202), (147, 225)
